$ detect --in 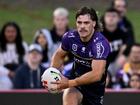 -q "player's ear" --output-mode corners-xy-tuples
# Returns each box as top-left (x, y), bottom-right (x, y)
(92, 21), (96, 28)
